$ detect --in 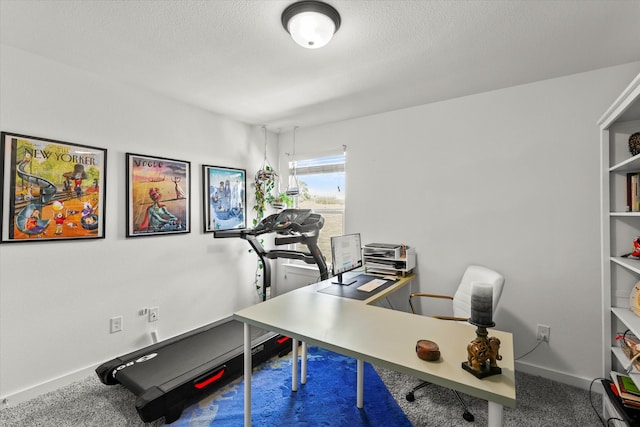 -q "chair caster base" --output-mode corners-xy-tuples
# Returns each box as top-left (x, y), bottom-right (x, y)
(406, 384), (473, 423)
